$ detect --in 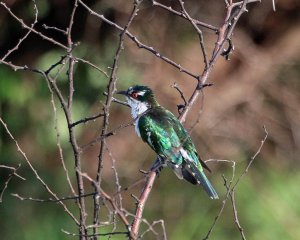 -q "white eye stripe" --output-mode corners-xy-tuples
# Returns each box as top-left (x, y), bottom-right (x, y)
(137, 90), (147, 96)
